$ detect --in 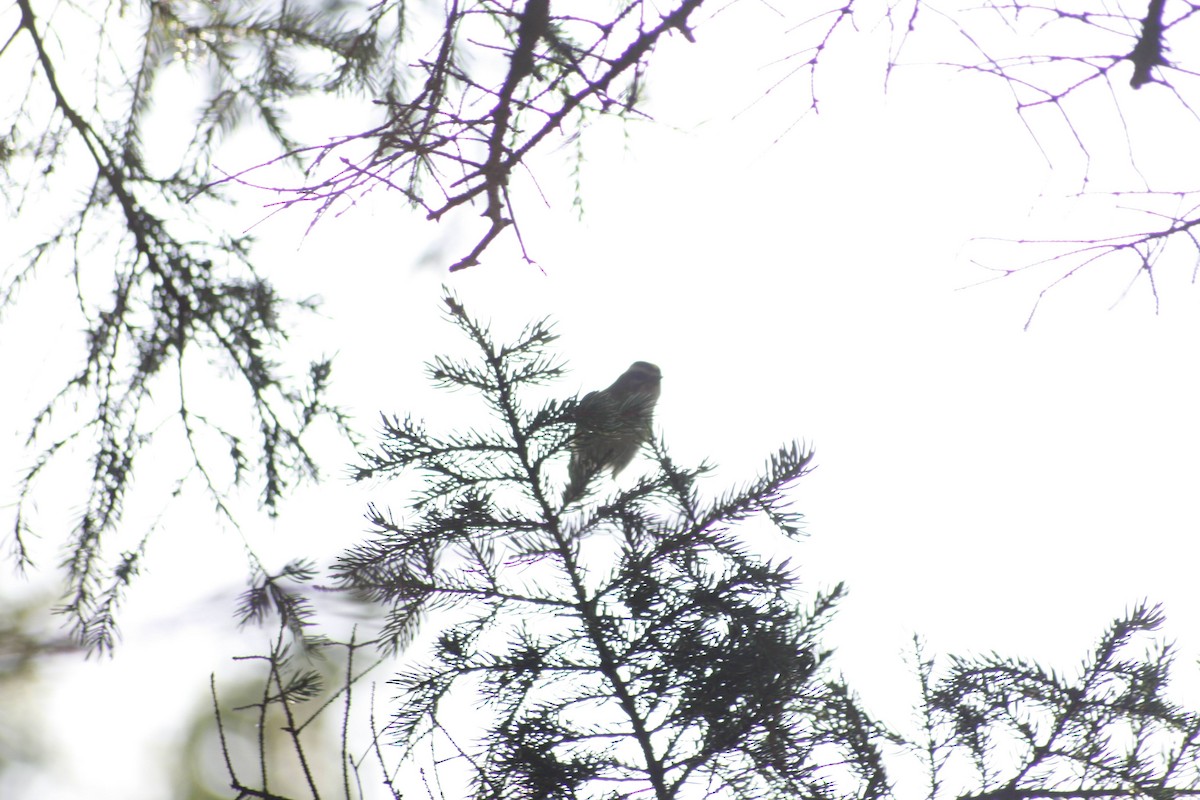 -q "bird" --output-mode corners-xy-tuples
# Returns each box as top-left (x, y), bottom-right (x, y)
(563, 361), (662, 505)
